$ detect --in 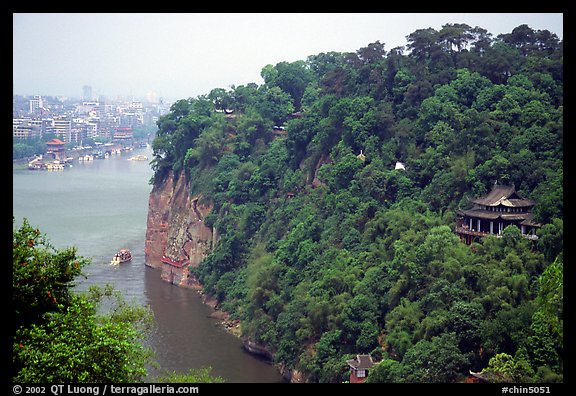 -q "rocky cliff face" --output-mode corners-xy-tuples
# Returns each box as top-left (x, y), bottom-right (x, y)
(145, 170), (215, 287)
(145, 170), (305, 382)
